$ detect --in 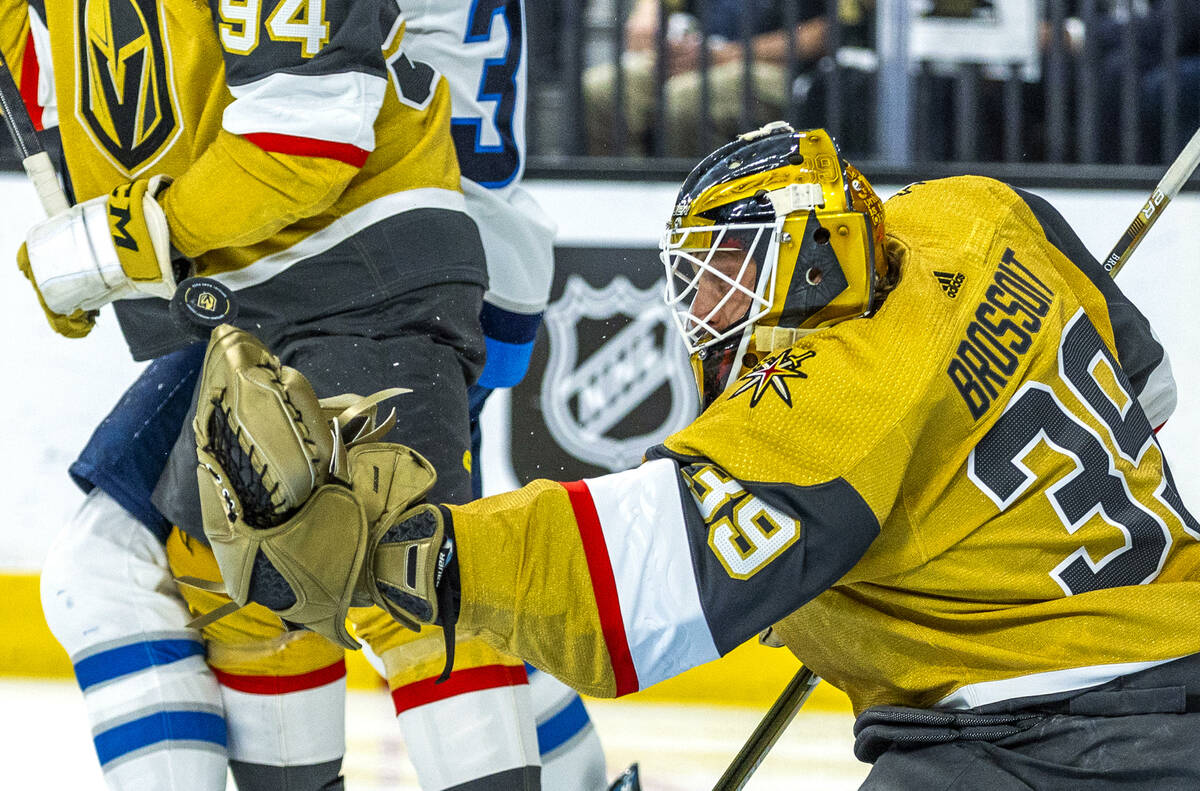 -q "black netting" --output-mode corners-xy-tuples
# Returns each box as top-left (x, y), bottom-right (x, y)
(205, 395), (289, 528)
(377, 582), (433, 623)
